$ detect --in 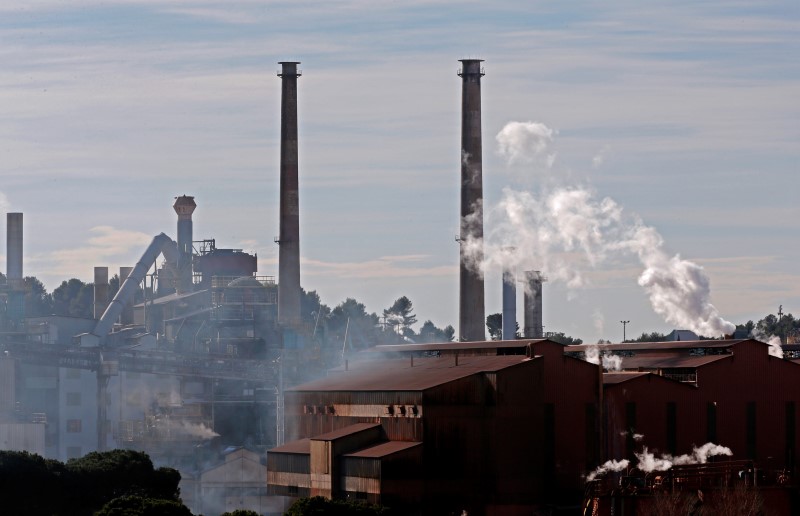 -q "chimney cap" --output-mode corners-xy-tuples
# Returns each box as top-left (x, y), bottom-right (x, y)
(173, 195), (196, 215)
